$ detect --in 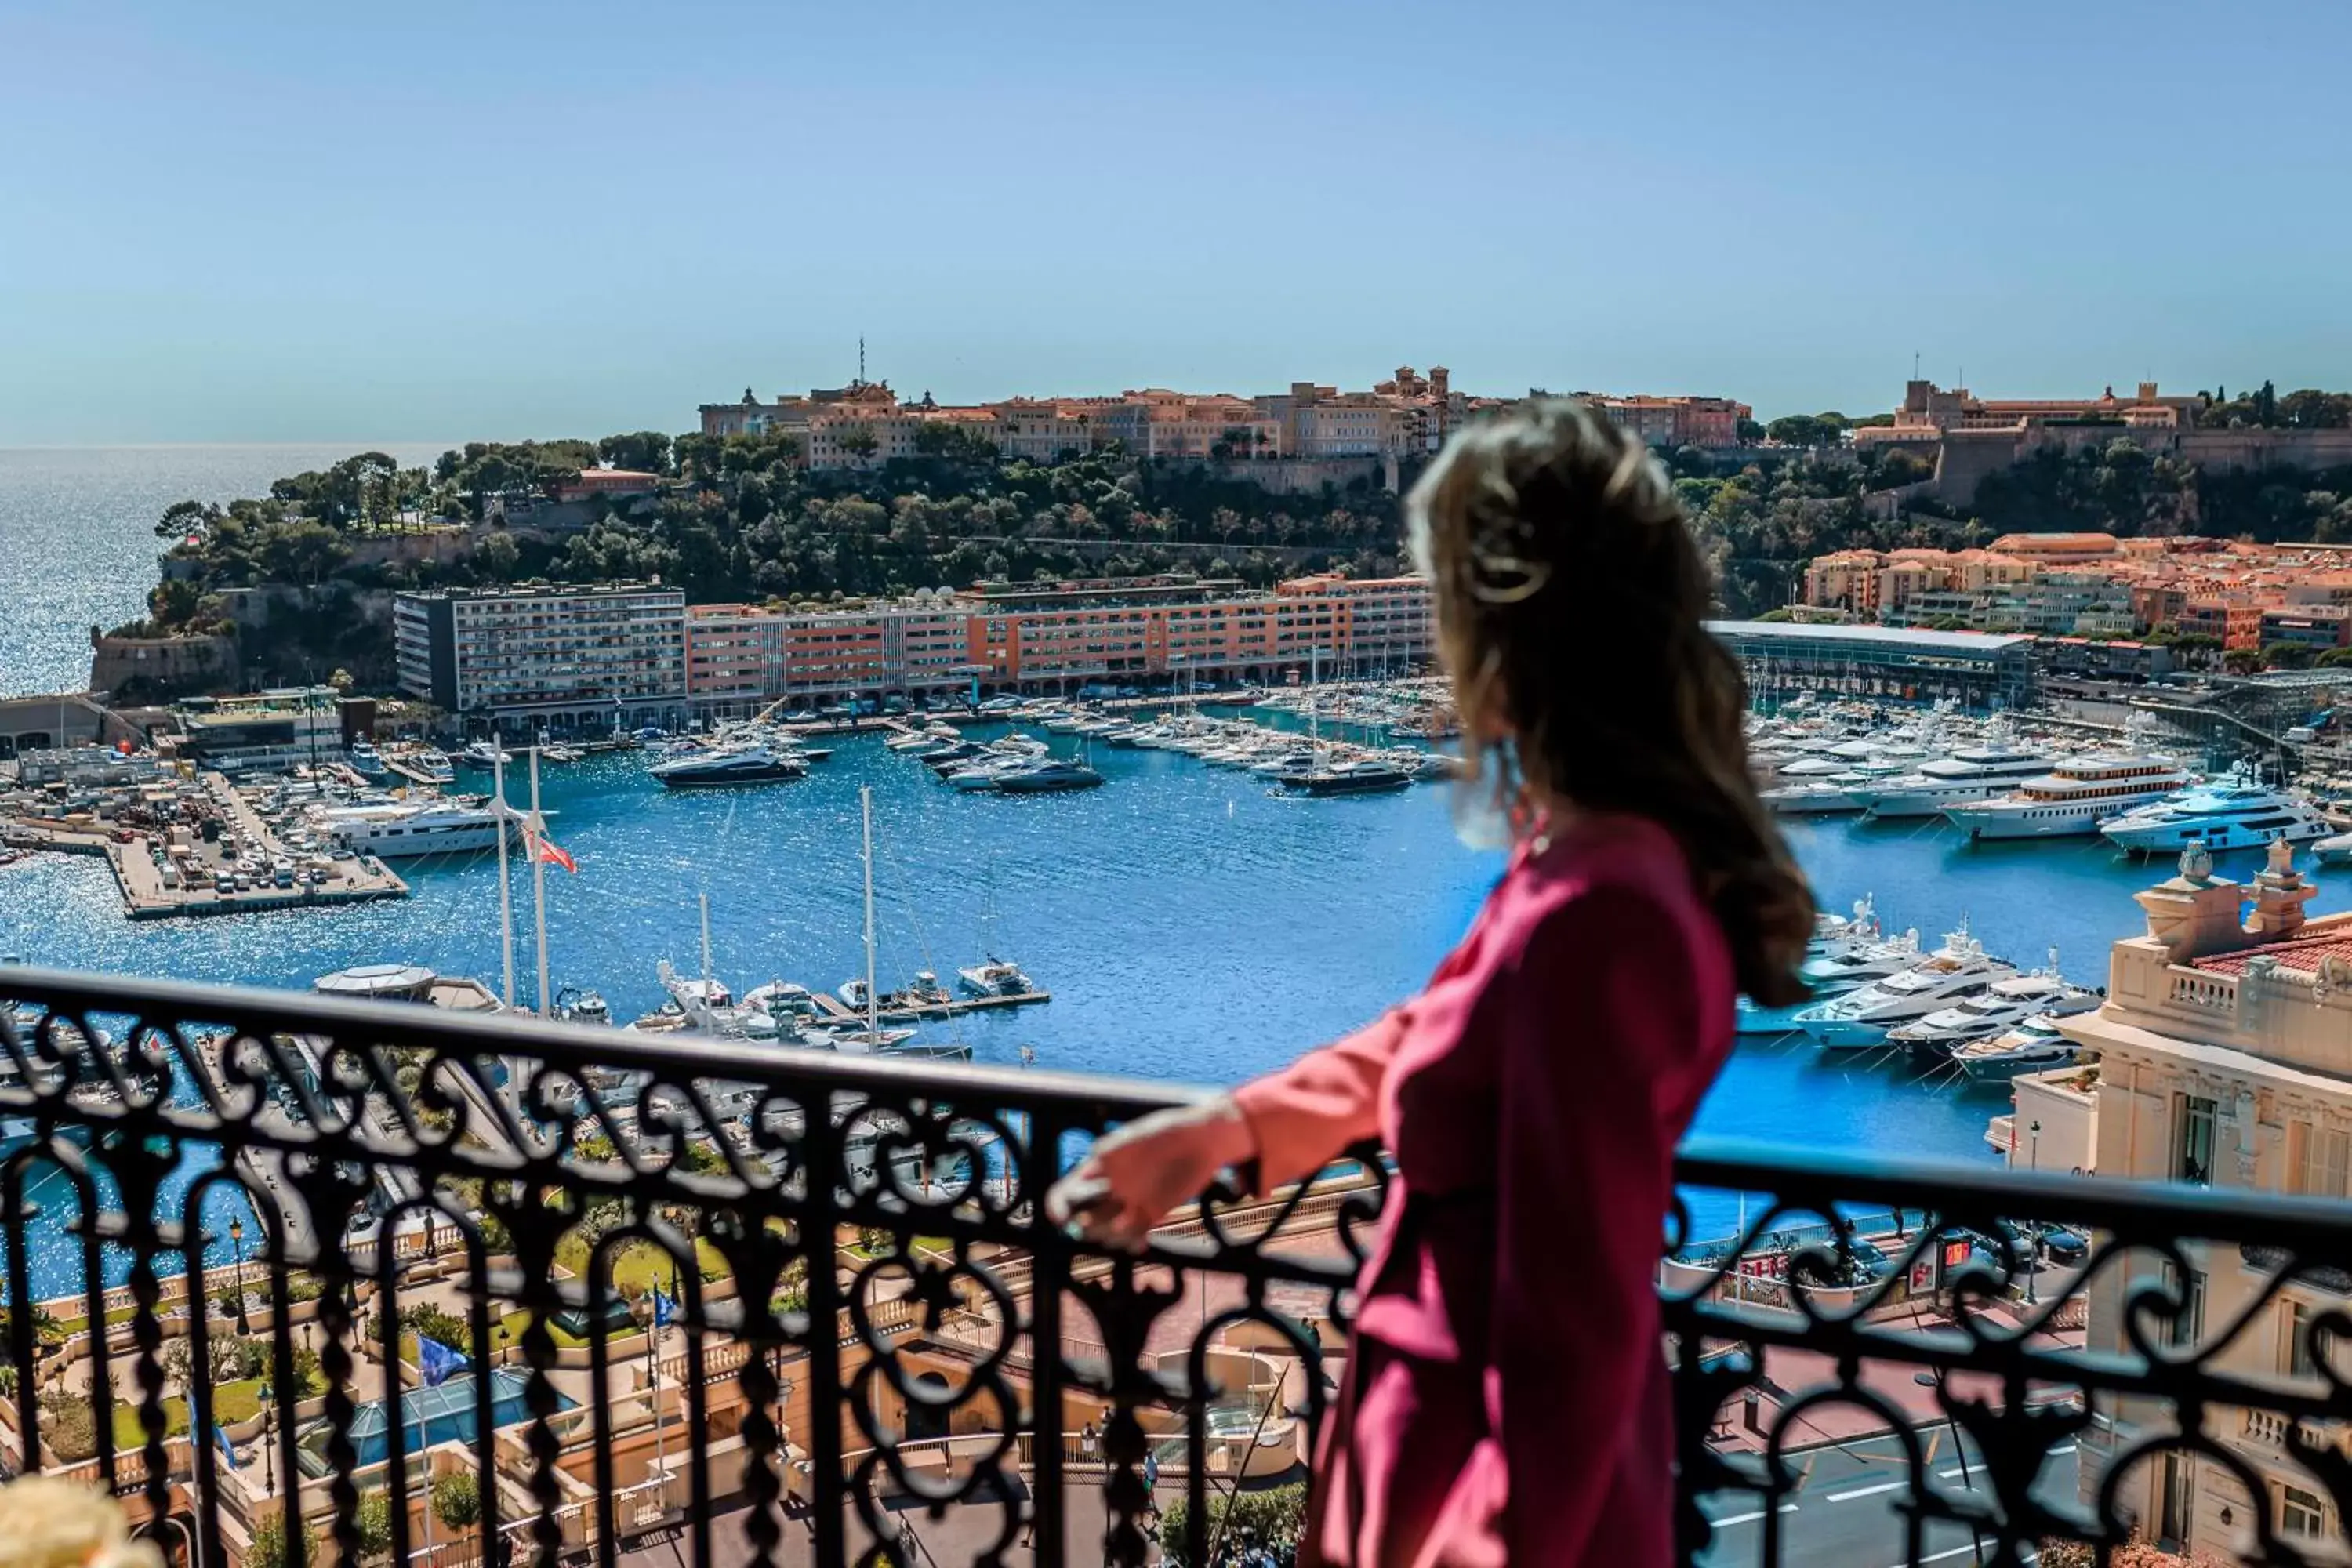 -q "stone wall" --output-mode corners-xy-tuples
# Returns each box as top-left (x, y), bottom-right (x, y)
(87, 632), (239, 699)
